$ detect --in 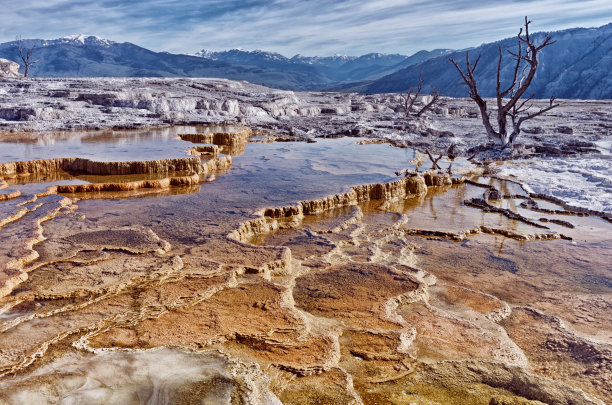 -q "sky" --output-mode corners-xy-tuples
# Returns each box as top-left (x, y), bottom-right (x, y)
(1, 0), (611, 56)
